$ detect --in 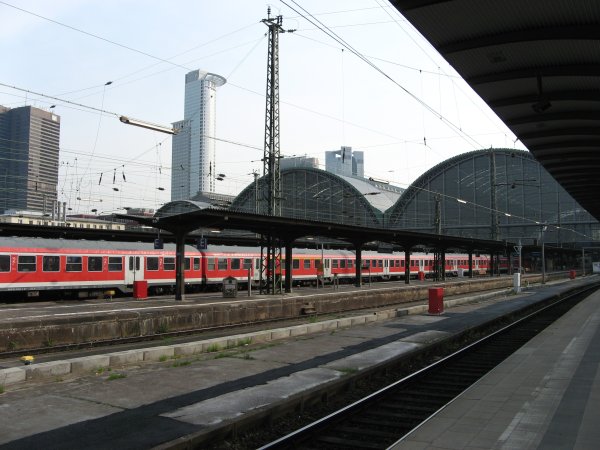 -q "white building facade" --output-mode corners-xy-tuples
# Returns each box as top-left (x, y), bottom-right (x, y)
(171, 70), (226, 201)
(325, 146), (364, 178)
